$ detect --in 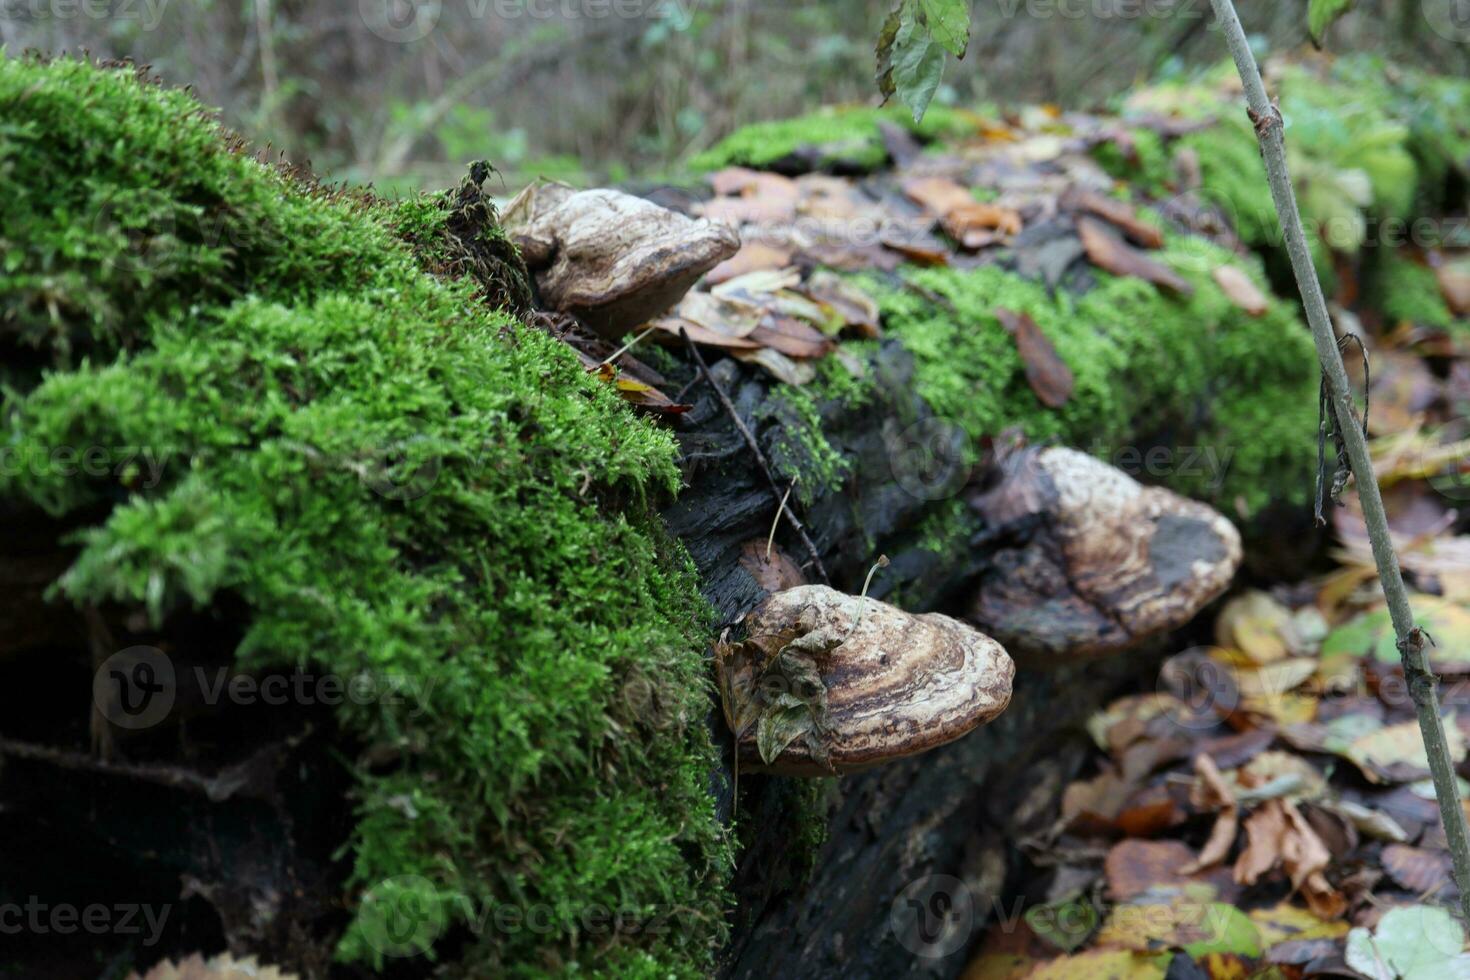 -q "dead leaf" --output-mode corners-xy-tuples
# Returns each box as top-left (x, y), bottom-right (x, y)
(1212, 266), (1270, 316)
(701, 167), (799, 224)
(1433, 253), (1470, 315)
(747, 315), (835, 360)
(1064, 188), (1164, 248)
(1341, 713), (1467, 784)
(738, 540), (806, 593)
(797, 270), (882, 338)
(1234, 799), (1288, 886)
(1116, 785), (1183, 838)
(995, 308), (1074, 408)
(902, 176), (1022, 248)
(1106, 839), (1219, 901)
(1215, 592), (1297, 663)
(1023, 949), (1169, 980)
(1183, 808), (1239, 874)
(1077, 216), (1193, 295)
(1380, 843), (1456, 897)
(705, 242), (794, 285)
(731, 347), (817, 386)
(1062, 768), (1133, 833)
(1248, 900), (1349, 946)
